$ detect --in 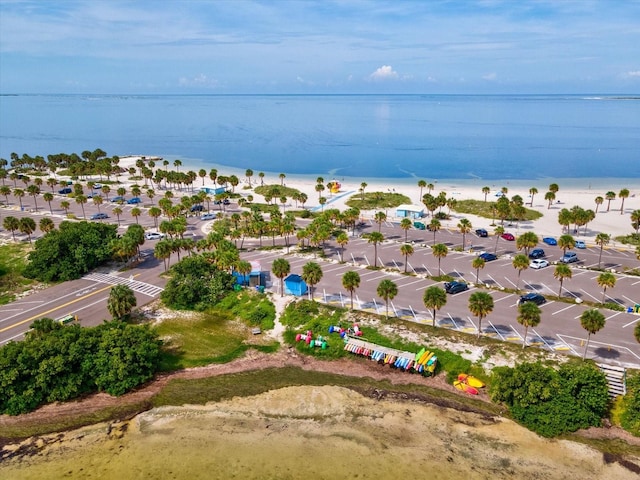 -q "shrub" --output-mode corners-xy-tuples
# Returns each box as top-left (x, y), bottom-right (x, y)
(619, 374), (640, 436)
